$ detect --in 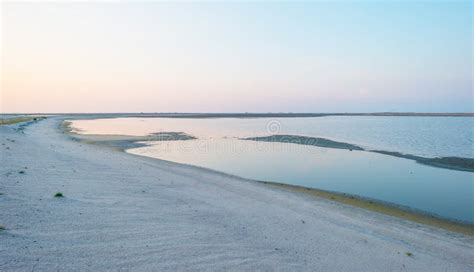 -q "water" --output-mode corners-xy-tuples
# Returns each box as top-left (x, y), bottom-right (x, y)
(70, 116), (474, 223)
(71, 116), (473, 158)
